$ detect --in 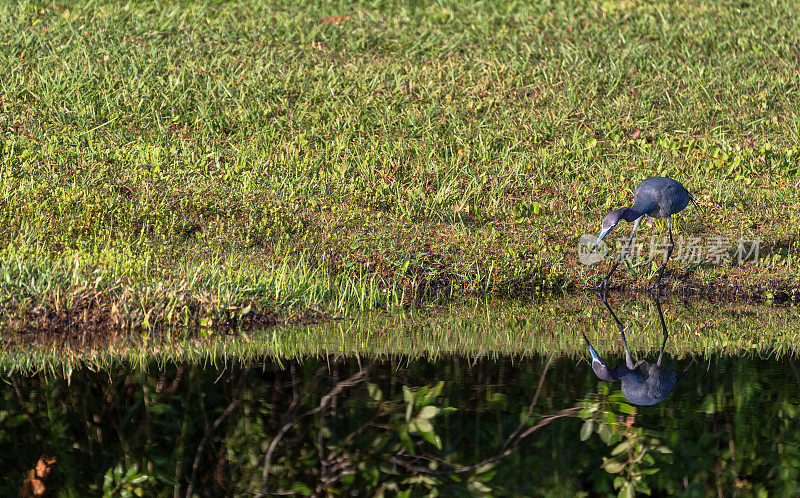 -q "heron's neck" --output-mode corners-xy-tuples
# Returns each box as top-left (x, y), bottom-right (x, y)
(621, 208), (644, 222)
(629, 201), (655, 219)
(612, 364), (635, 379)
